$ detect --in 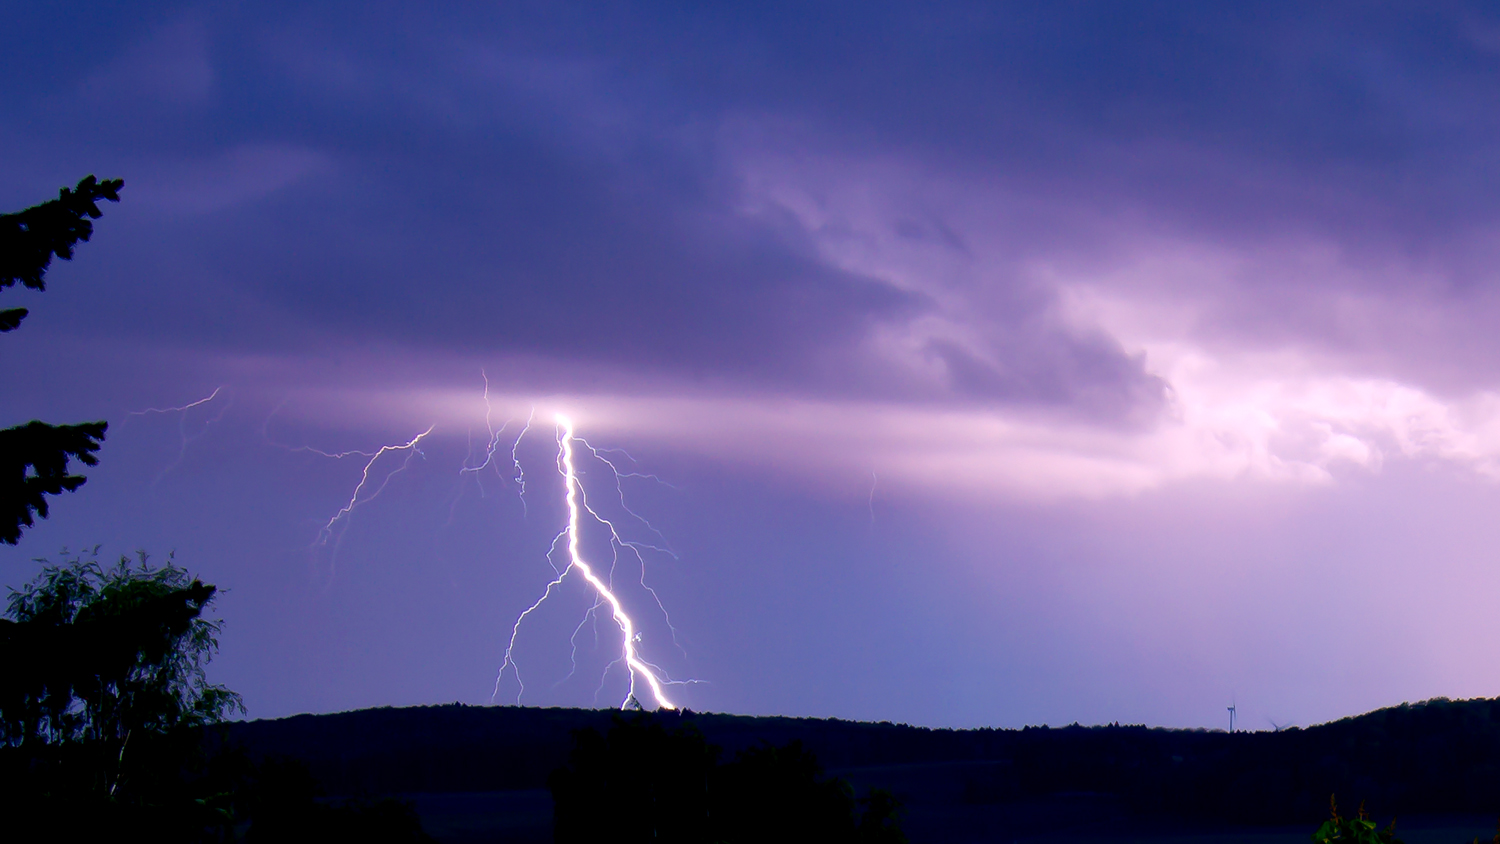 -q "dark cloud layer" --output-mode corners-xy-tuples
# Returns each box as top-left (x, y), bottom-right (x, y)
(4, 3), (1500, 418)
